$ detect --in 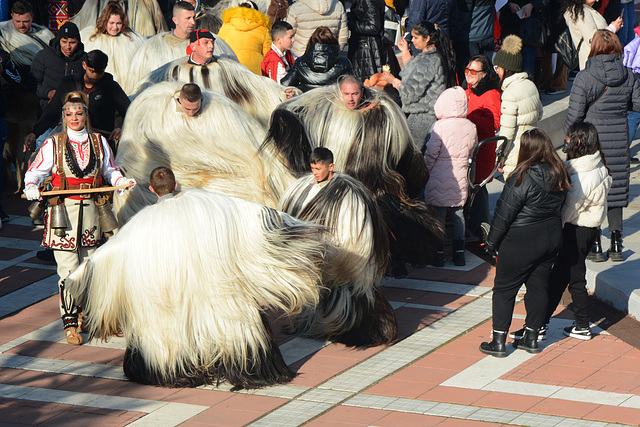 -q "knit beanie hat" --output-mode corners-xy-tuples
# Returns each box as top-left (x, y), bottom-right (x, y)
(58, 22), (81, 41)
(493, 35), (522, 73)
